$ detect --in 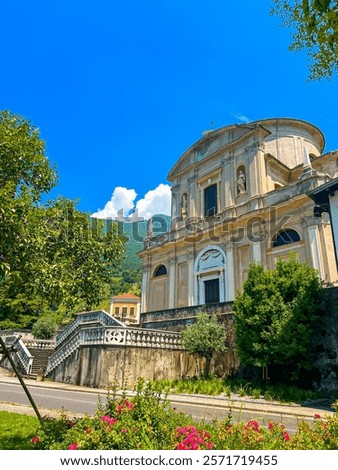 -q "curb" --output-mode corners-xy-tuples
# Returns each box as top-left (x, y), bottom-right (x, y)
(0, 371), (335, 420)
